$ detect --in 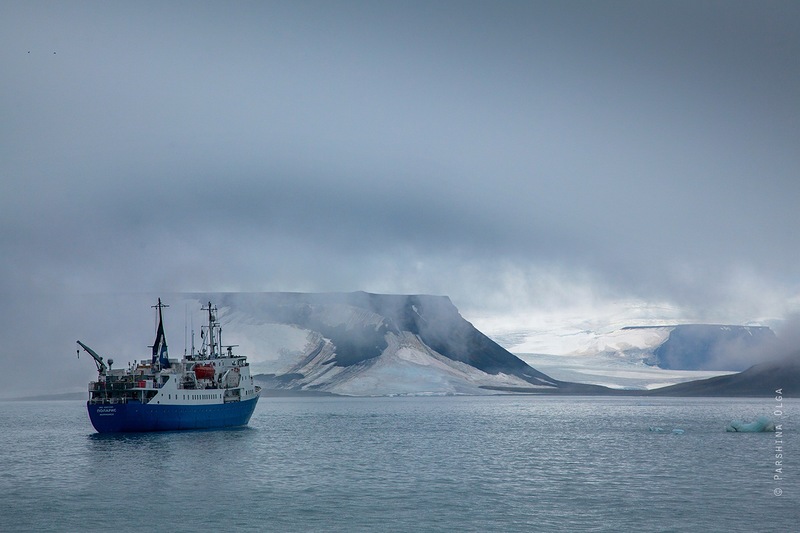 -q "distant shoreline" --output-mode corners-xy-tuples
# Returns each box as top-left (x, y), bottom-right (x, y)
(0, 392), (88, 402)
